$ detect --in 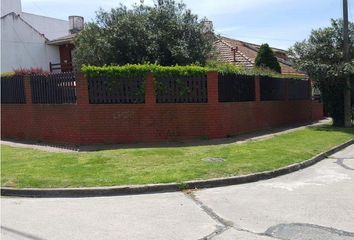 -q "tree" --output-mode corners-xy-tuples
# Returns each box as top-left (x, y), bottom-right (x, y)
(255, 44), (281, 73)
(73, 0), (213, 67)
(289, 19), (354, 126)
